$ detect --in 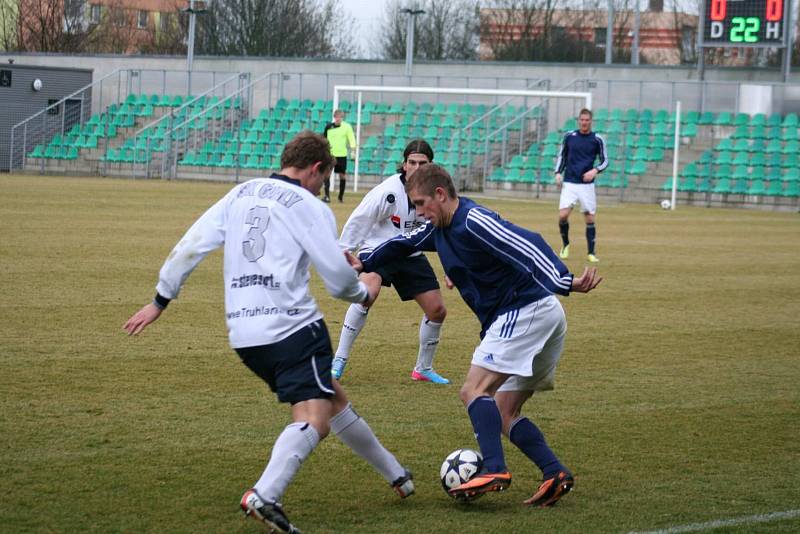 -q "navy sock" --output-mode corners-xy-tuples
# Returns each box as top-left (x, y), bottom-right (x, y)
(466, 396), (507, 473)
(559, 220), (570, 247)
(508, 417), (566, 479)
(586, 223), (596, 254)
